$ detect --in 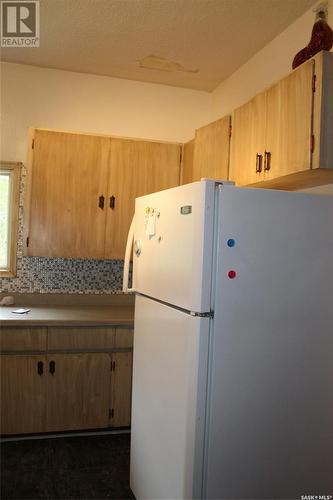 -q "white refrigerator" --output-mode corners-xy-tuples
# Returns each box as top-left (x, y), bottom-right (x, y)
(123, 180), (333, 500)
